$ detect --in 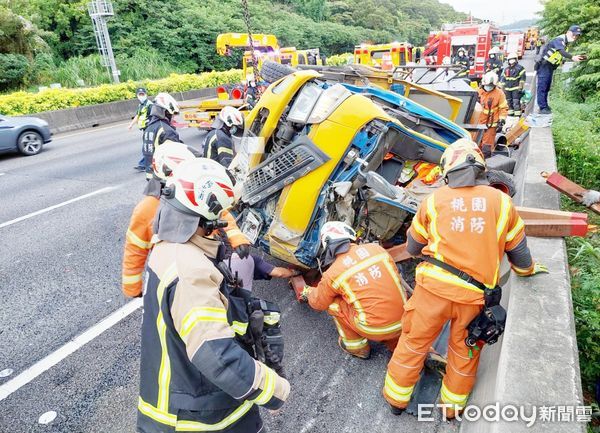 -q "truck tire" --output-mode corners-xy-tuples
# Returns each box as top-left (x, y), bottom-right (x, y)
(260, 61), (295, 83)
(487, 169), (516, 197)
